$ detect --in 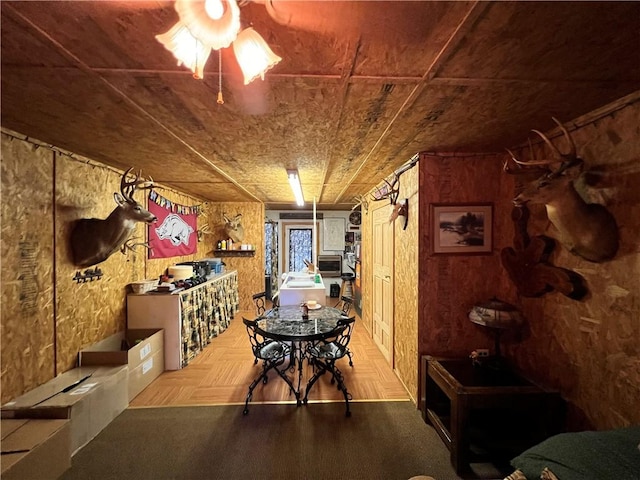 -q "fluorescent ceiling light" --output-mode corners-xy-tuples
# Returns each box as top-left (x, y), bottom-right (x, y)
(287, 169), (304, 207)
